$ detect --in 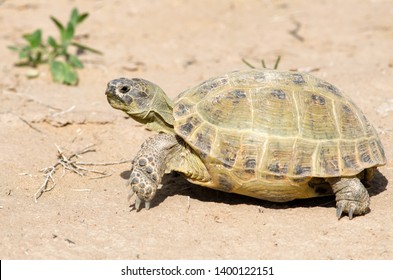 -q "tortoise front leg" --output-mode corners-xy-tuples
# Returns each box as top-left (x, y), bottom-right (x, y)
(128, 133), (179, 210)
(327, 177), (370, 220)
(127, 133), (210, 210)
